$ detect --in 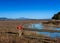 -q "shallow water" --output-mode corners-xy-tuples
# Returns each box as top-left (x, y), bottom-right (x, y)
(31, 23), (60, 38)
